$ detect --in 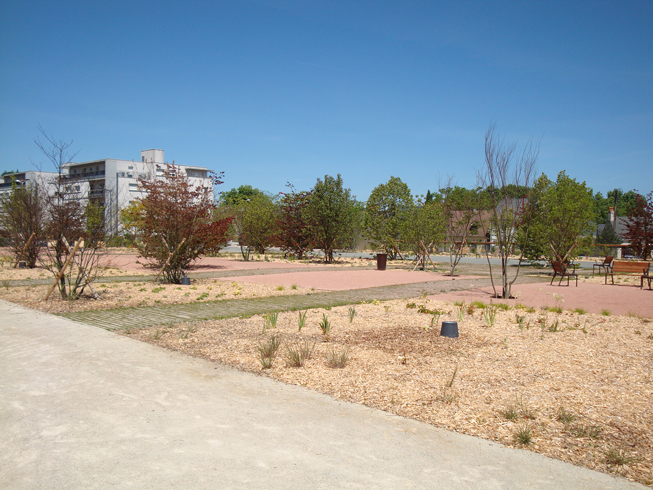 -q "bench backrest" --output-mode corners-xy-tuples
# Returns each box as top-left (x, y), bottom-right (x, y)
(603, 256), (614, 265)
(552, 261), (568, 274)
(611, 261), (650, 274)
